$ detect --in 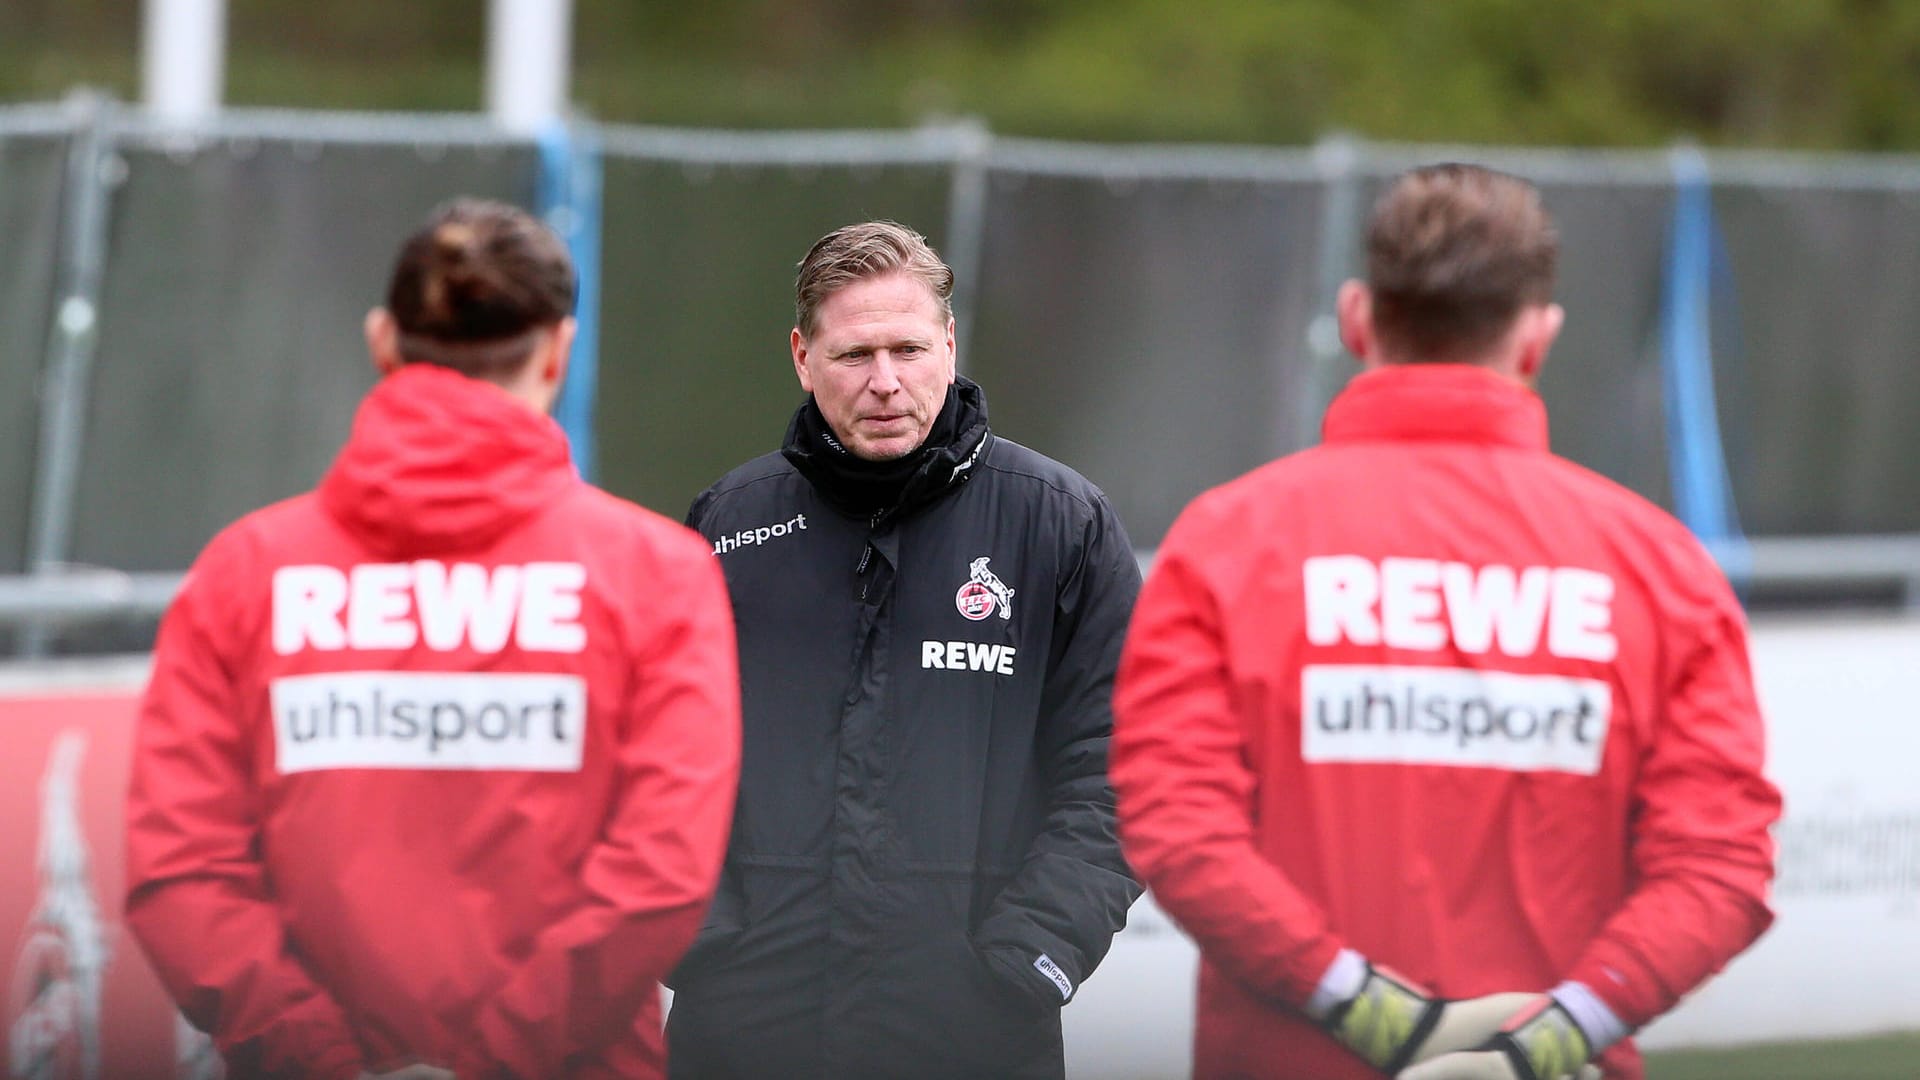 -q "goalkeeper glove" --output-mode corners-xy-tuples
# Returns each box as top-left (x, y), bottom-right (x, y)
(1317, 962), (1543, 1073)
(1396, 996), (1600, 1080)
